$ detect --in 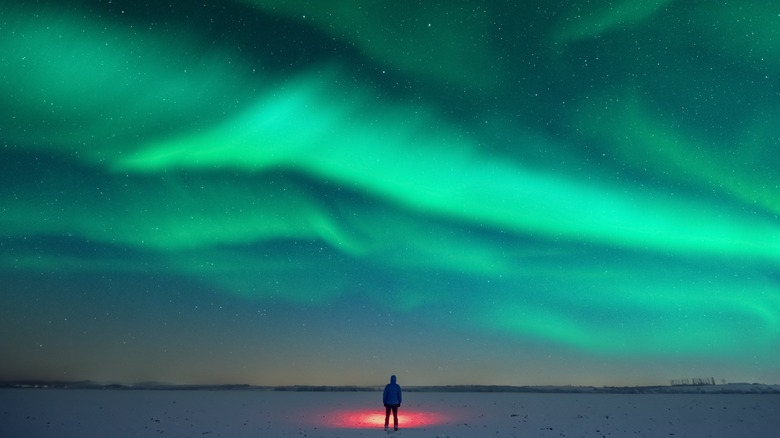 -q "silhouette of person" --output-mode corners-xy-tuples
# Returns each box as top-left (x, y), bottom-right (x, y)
(383, 374), (402, 431)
